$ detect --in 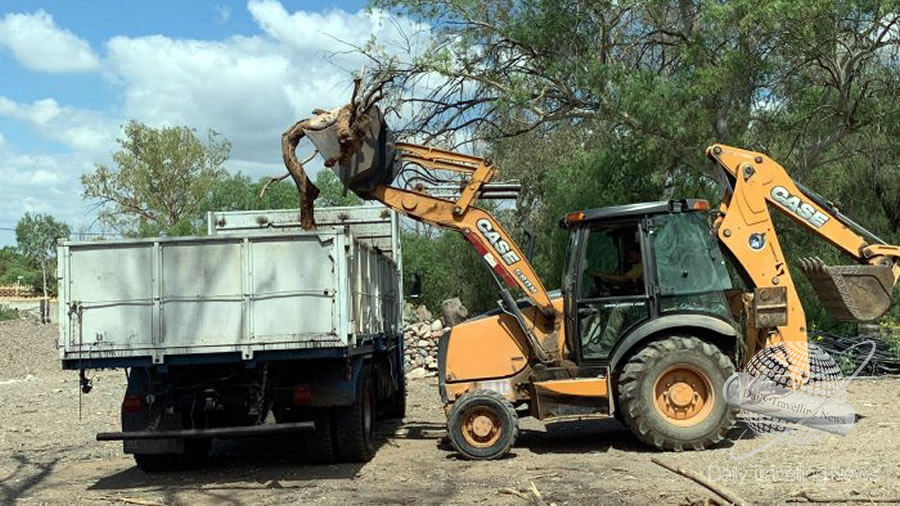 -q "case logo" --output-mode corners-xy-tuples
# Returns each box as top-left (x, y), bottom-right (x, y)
(771, 186), (830, 228)
(476, 219), (521, 265)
